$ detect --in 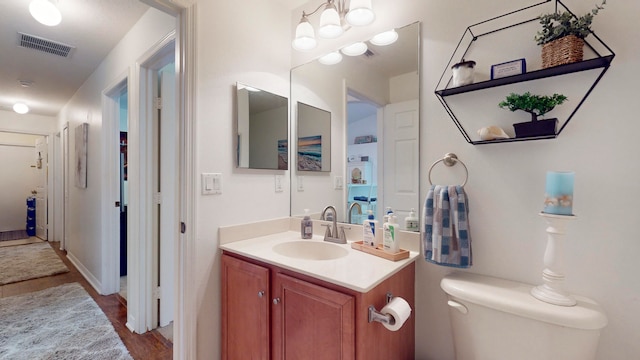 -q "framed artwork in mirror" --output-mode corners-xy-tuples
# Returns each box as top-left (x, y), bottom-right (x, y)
(296, 102), (331, 172)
